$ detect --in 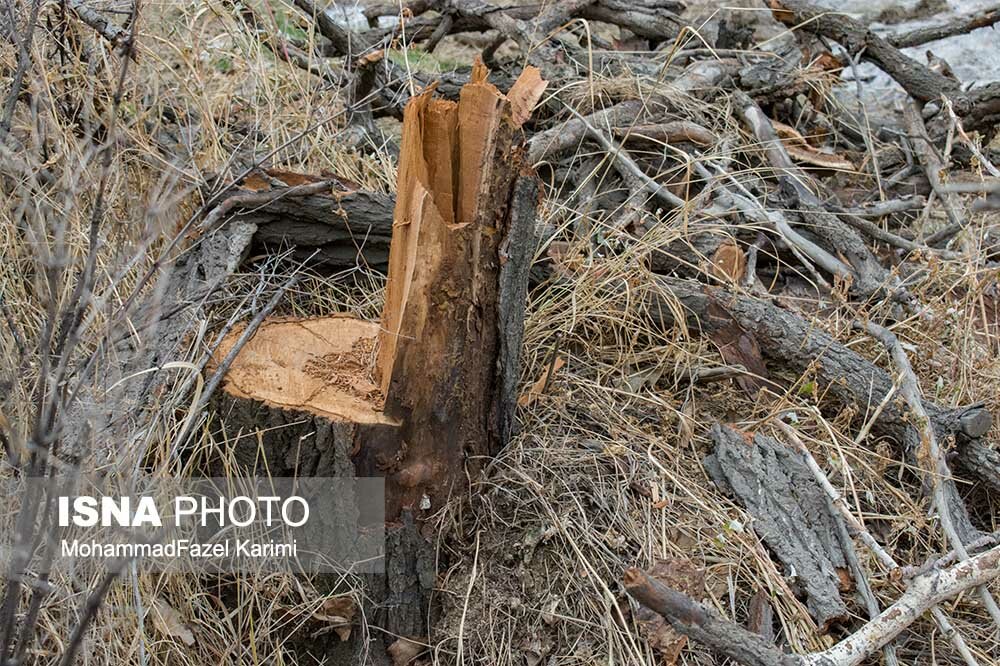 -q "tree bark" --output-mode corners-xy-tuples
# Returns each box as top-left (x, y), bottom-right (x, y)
(705, 424), (850, 630)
